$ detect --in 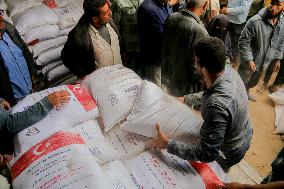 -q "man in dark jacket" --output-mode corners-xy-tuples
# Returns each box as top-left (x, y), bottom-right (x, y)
(160, 0), (209, 96)
(137, 0), (177, 86)
(150, 37), (252, 171)
(0, 13), (36, 106)
(61, 0), (124, 79)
